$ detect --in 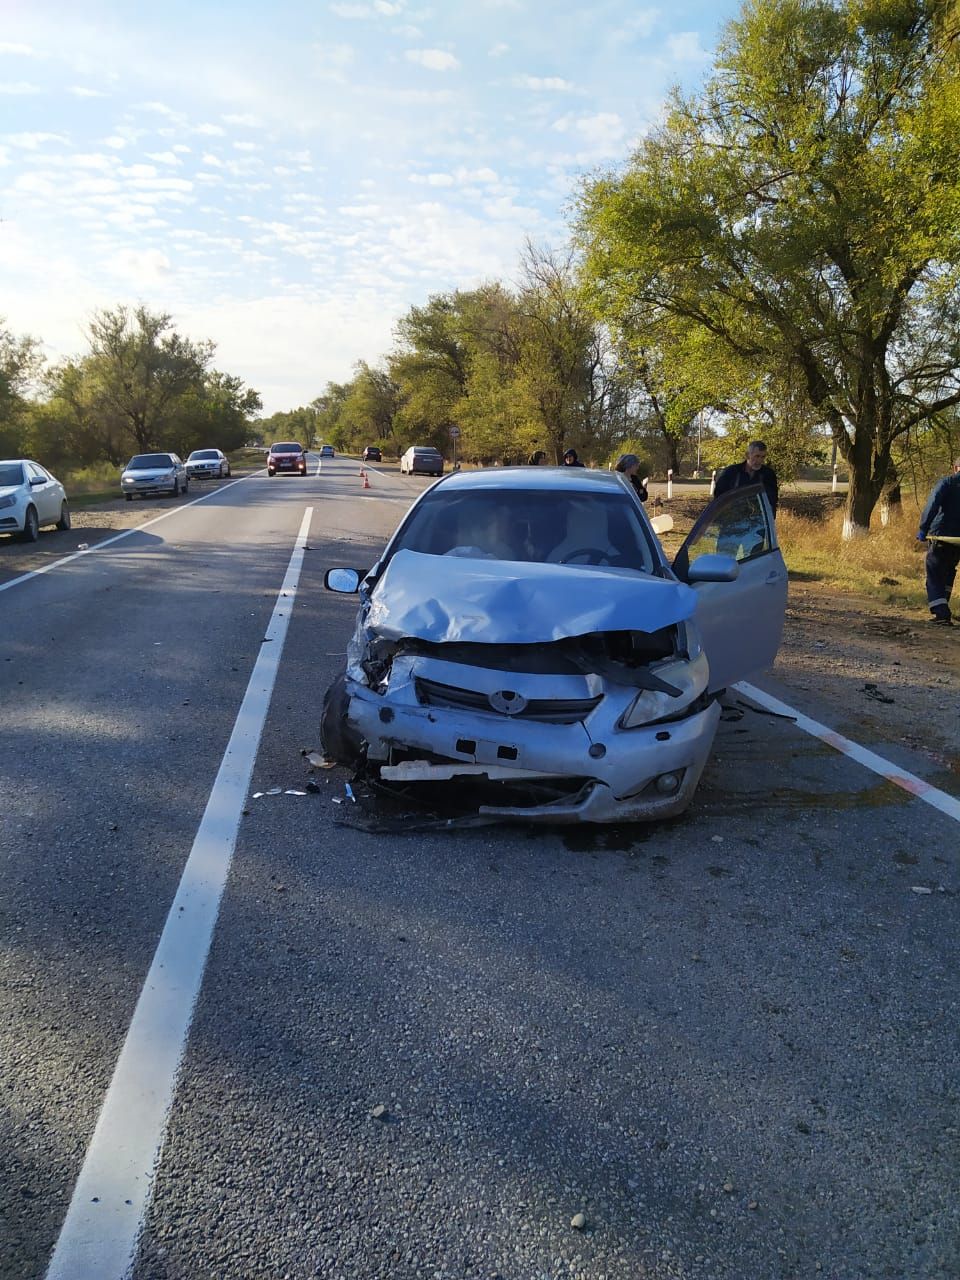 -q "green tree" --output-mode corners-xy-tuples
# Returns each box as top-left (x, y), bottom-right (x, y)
(337, 362), (401, 450)
(578, 0), (960, 534)
(84, 305), (213, 453)
(0, 322), (43, 457)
